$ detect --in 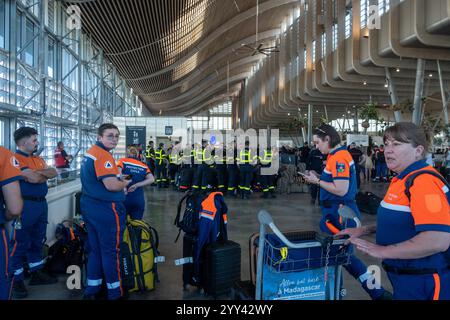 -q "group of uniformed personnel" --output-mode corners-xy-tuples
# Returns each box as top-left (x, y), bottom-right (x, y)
(143, 139), (278, 199)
